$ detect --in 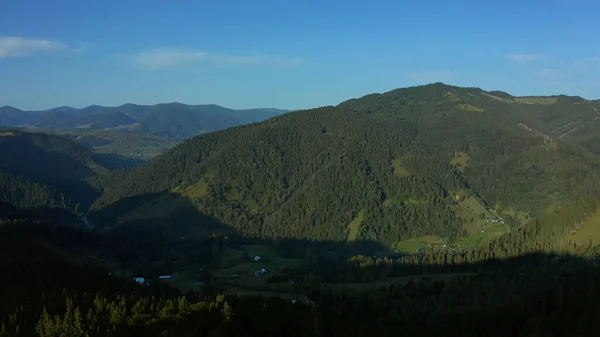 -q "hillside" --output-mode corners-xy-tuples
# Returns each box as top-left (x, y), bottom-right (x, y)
(91, 83), (600, 249)
(21, 128), (180, 169)
(0, 103), (289, 140)
(0, 129), (107, 213)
